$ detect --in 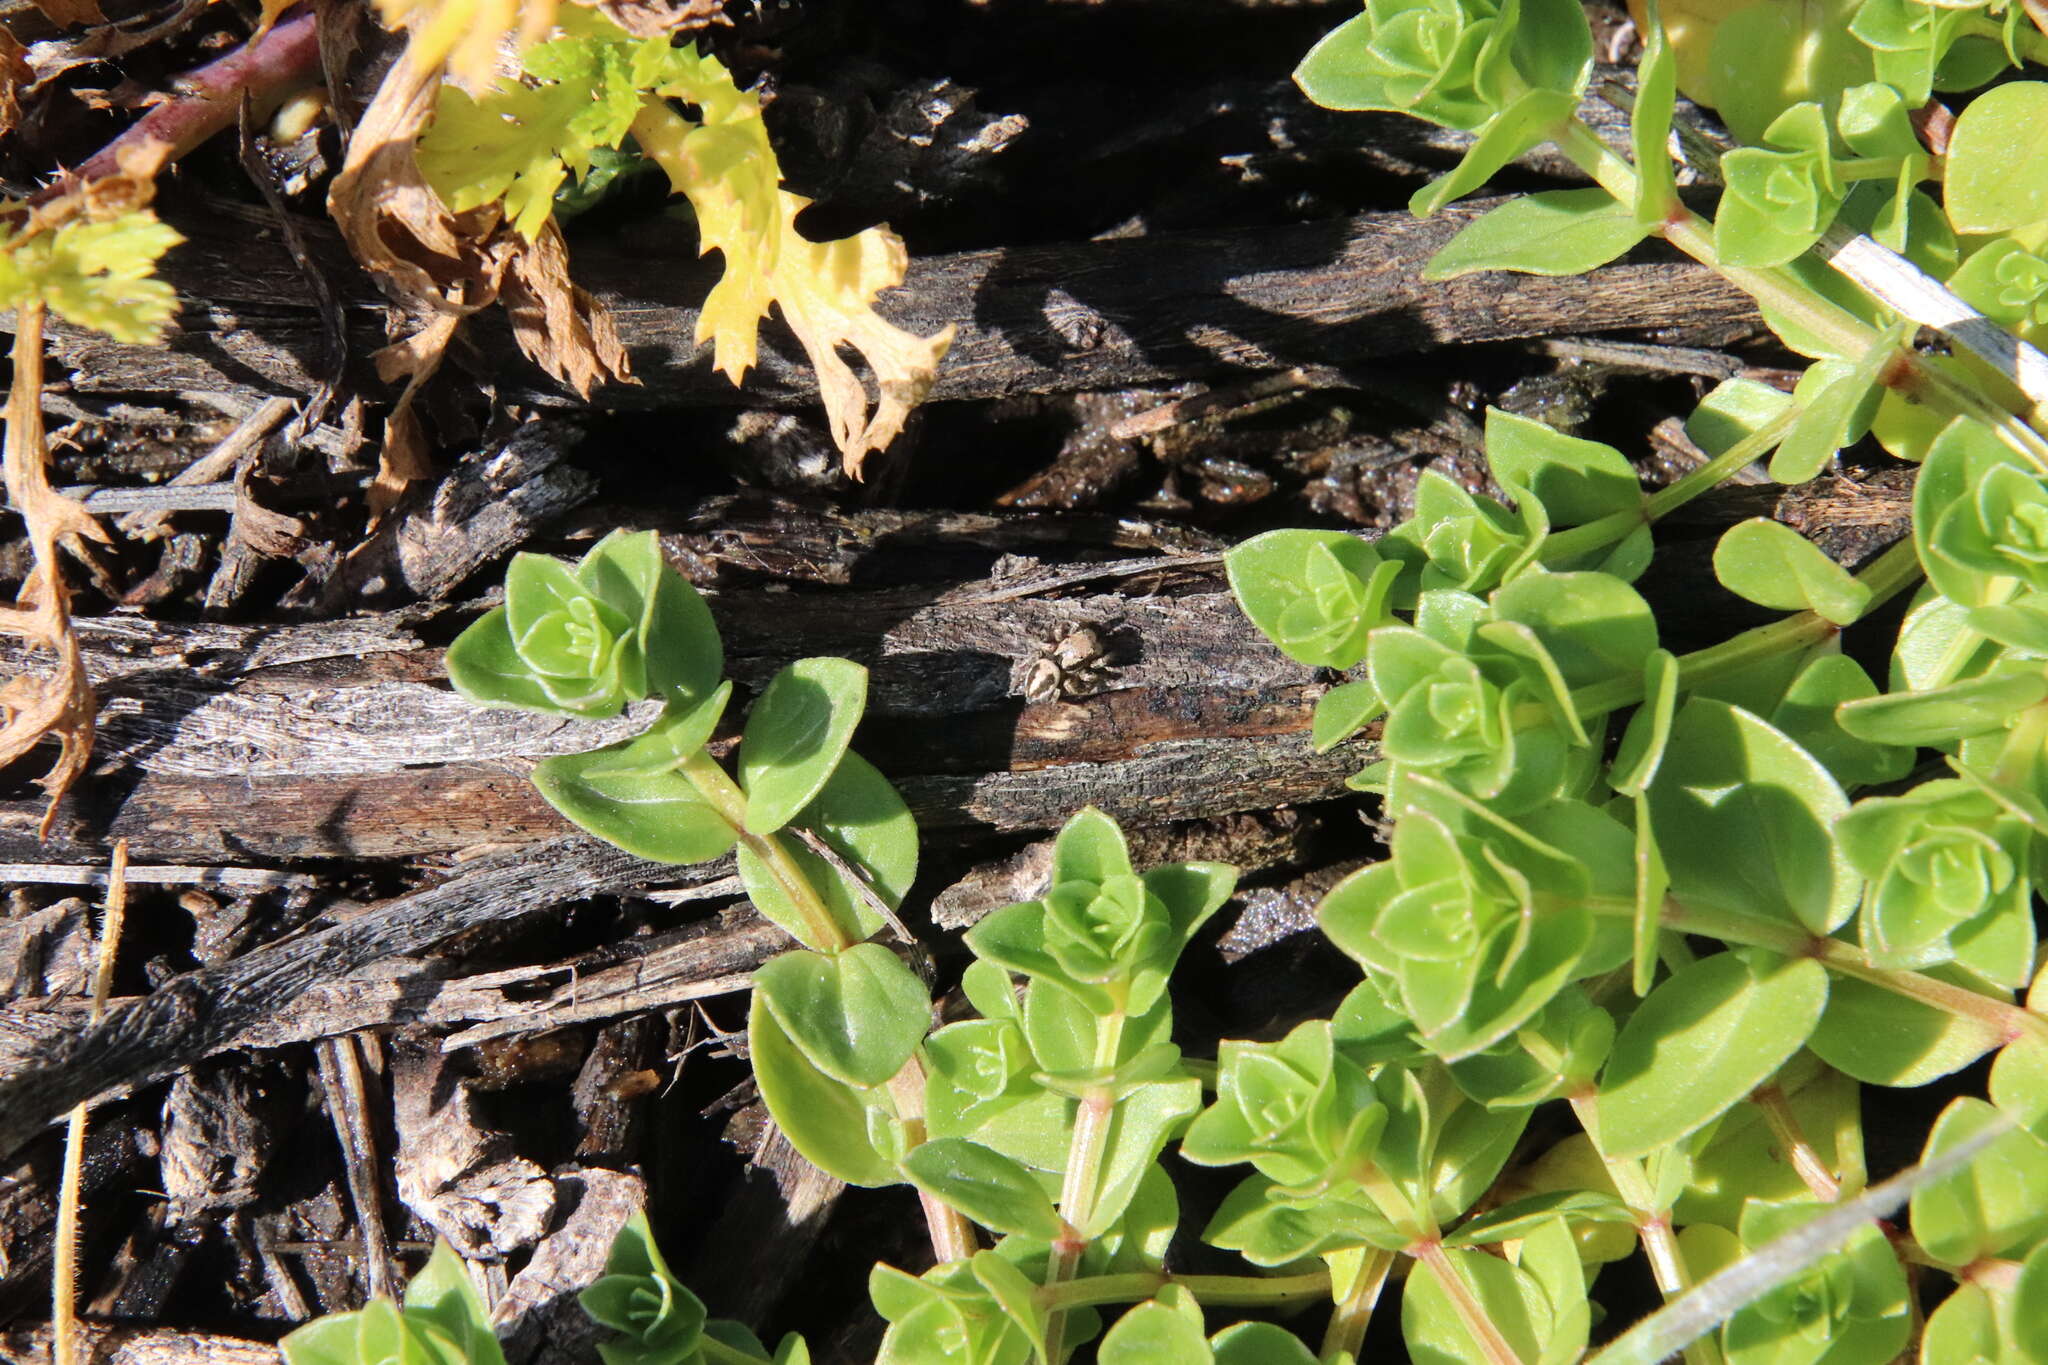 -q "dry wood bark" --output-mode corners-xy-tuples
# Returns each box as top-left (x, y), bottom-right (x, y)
(0, 503), (1369, 863)
(0, 835), (692, 1161)
(0, 1325), (279, 1364)
(29, 196), (1755, 412)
